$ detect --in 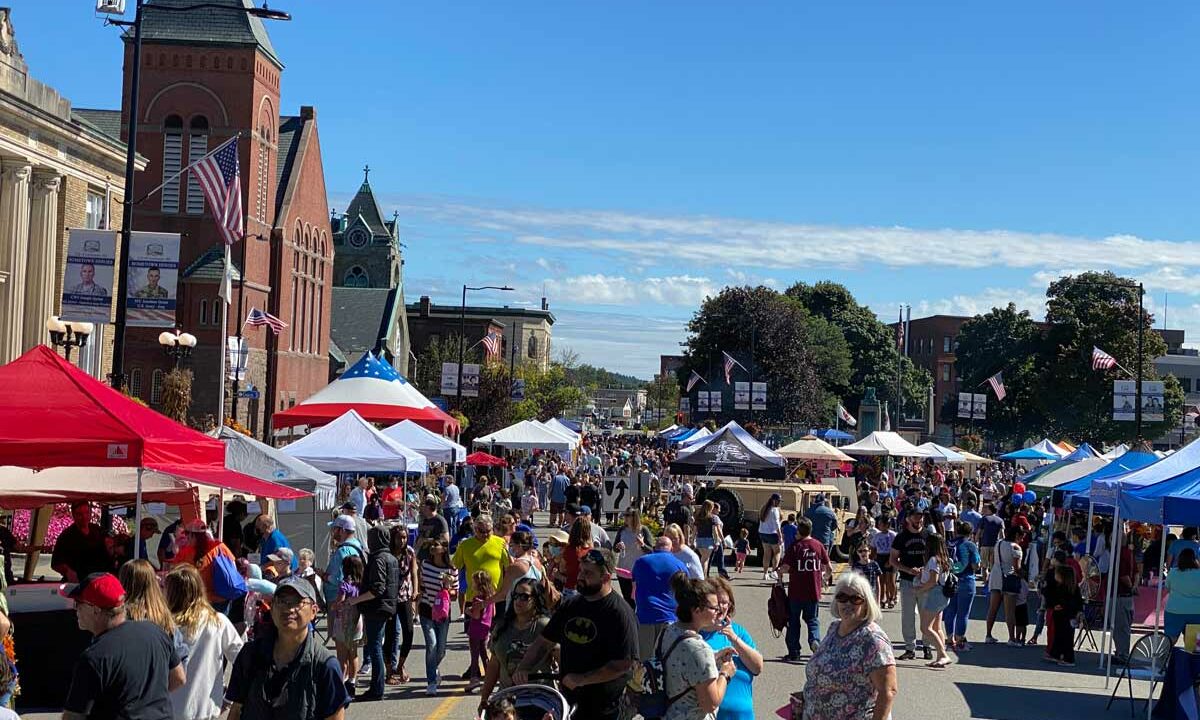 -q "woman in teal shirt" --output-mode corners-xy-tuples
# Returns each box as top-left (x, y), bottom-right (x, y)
(701, 577), (762, 720)
(1166, 548), (1200, 643)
